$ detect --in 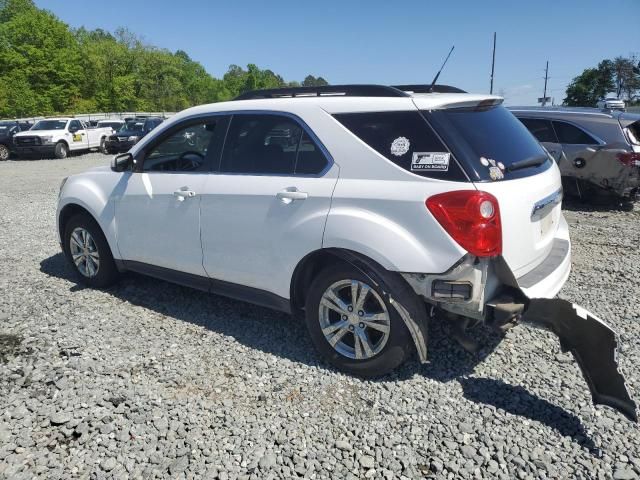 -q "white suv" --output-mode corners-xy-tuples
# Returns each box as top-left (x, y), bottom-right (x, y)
(56, 85), (635, 419)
